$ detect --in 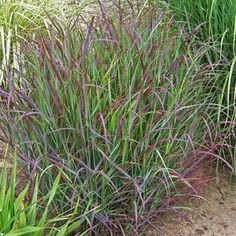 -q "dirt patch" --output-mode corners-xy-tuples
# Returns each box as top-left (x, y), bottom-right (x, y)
(146, 170), (236, 236)
(0, 139), (30, 195)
